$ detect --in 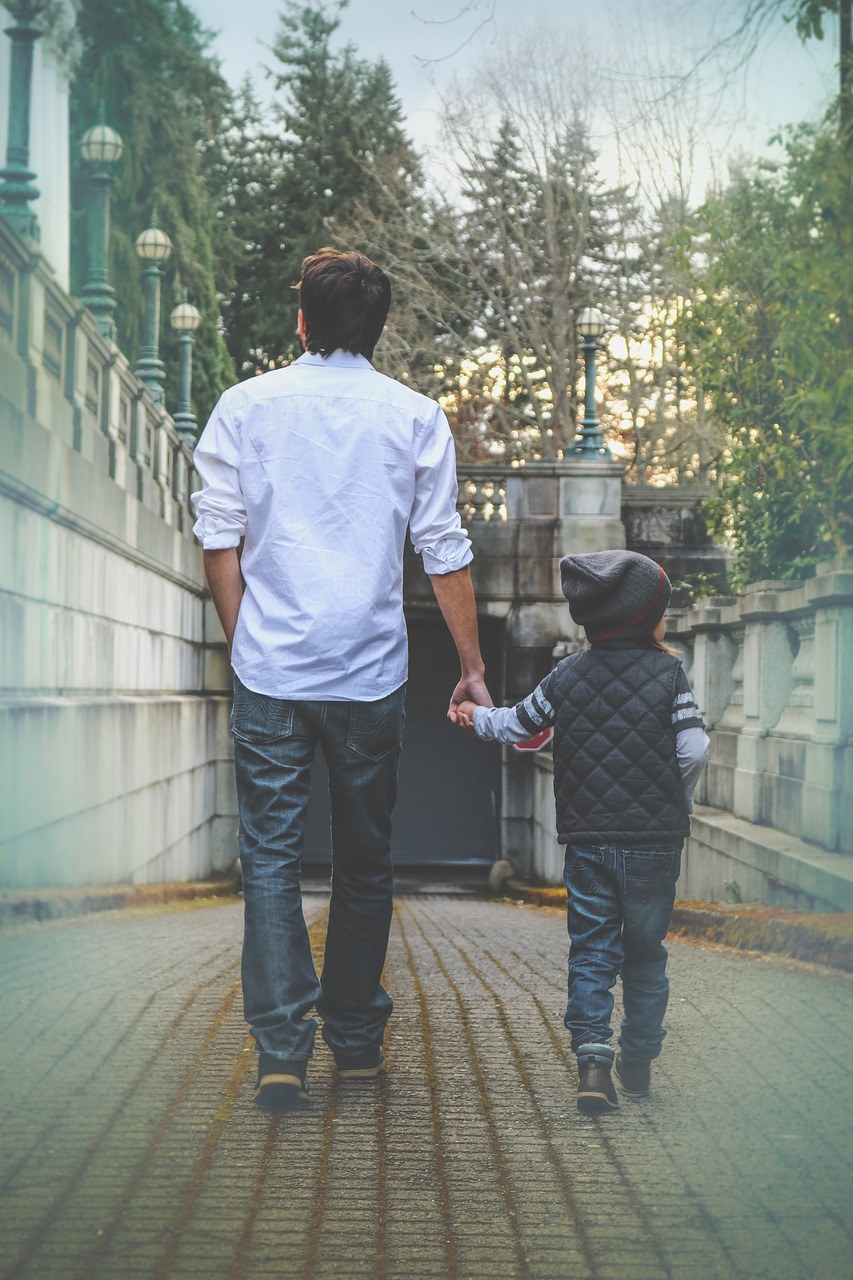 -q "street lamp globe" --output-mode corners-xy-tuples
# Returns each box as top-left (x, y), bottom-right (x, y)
(170, 298), (201, 332)
(135, 224), (172, 262)
(80, 119), (124, 165)
(577, 306), (606, 340)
